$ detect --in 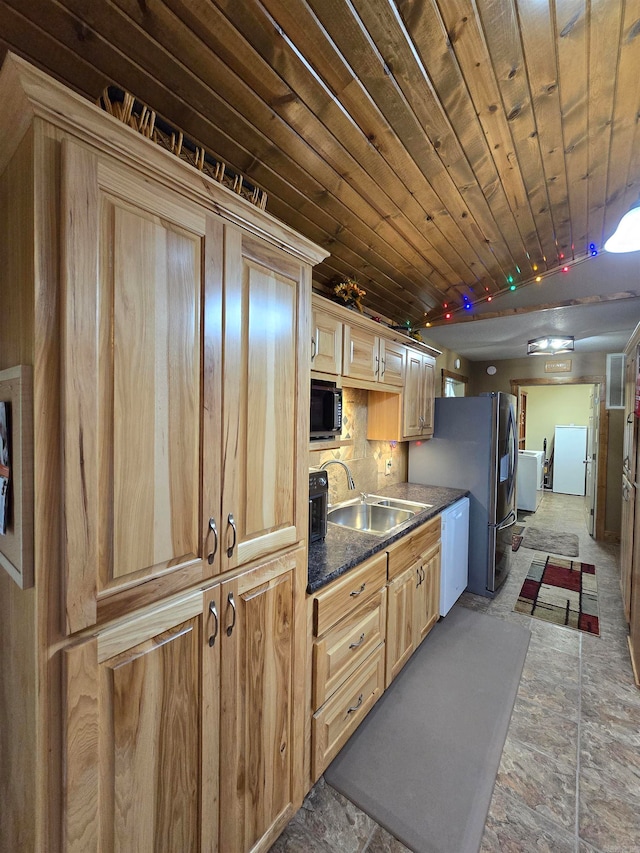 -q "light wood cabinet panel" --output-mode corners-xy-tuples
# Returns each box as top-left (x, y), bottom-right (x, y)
(414, 544), (441, 646)
(343, 326), (406, 388)
(387, 515), (440, 580)
(311, 644), (385, 781)
(380, 339), (406, 386)
(367, 348), (436, 441)
(311, 306), (343, 374)
(312, 588), (386, 709)
(385, 563), (416, 687)
(343, 324), (380, 382)
(219, 550), (304, 853)
(403, 352), (436, 439)
(62, 139), (222, 633)
(222, 231), (307, 571)
(62, 590), (217, 853)
(62, 144), (309, 631)
(313, 552), (388, 636)
(63, 551), (304, 853)
(386, 518), (441, 687)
